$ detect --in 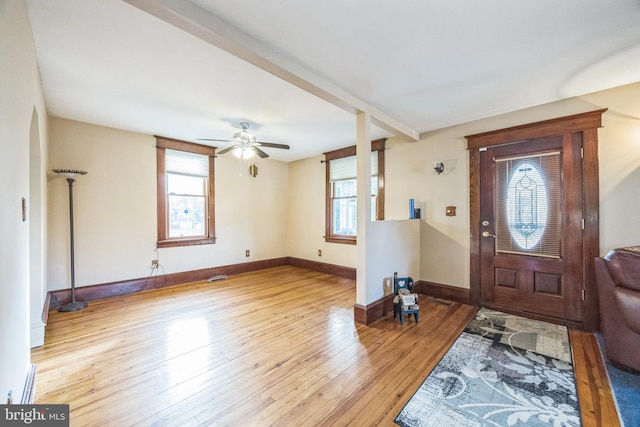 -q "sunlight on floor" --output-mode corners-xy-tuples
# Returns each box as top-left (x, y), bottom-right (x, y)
(165, 316), (213, 389)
